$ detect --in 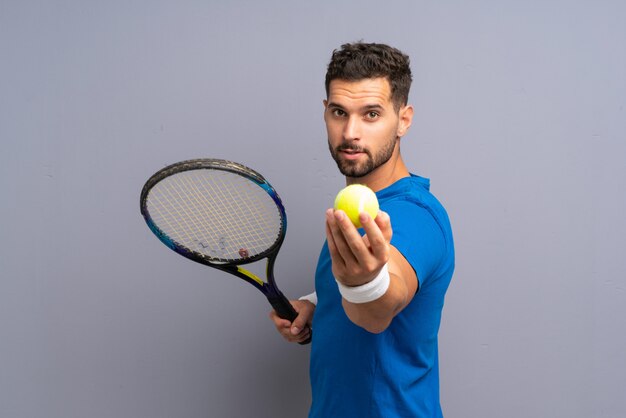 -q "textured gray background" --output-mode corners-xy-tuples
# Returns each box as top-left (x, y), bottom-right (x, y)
(1, 1), (625, 417)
